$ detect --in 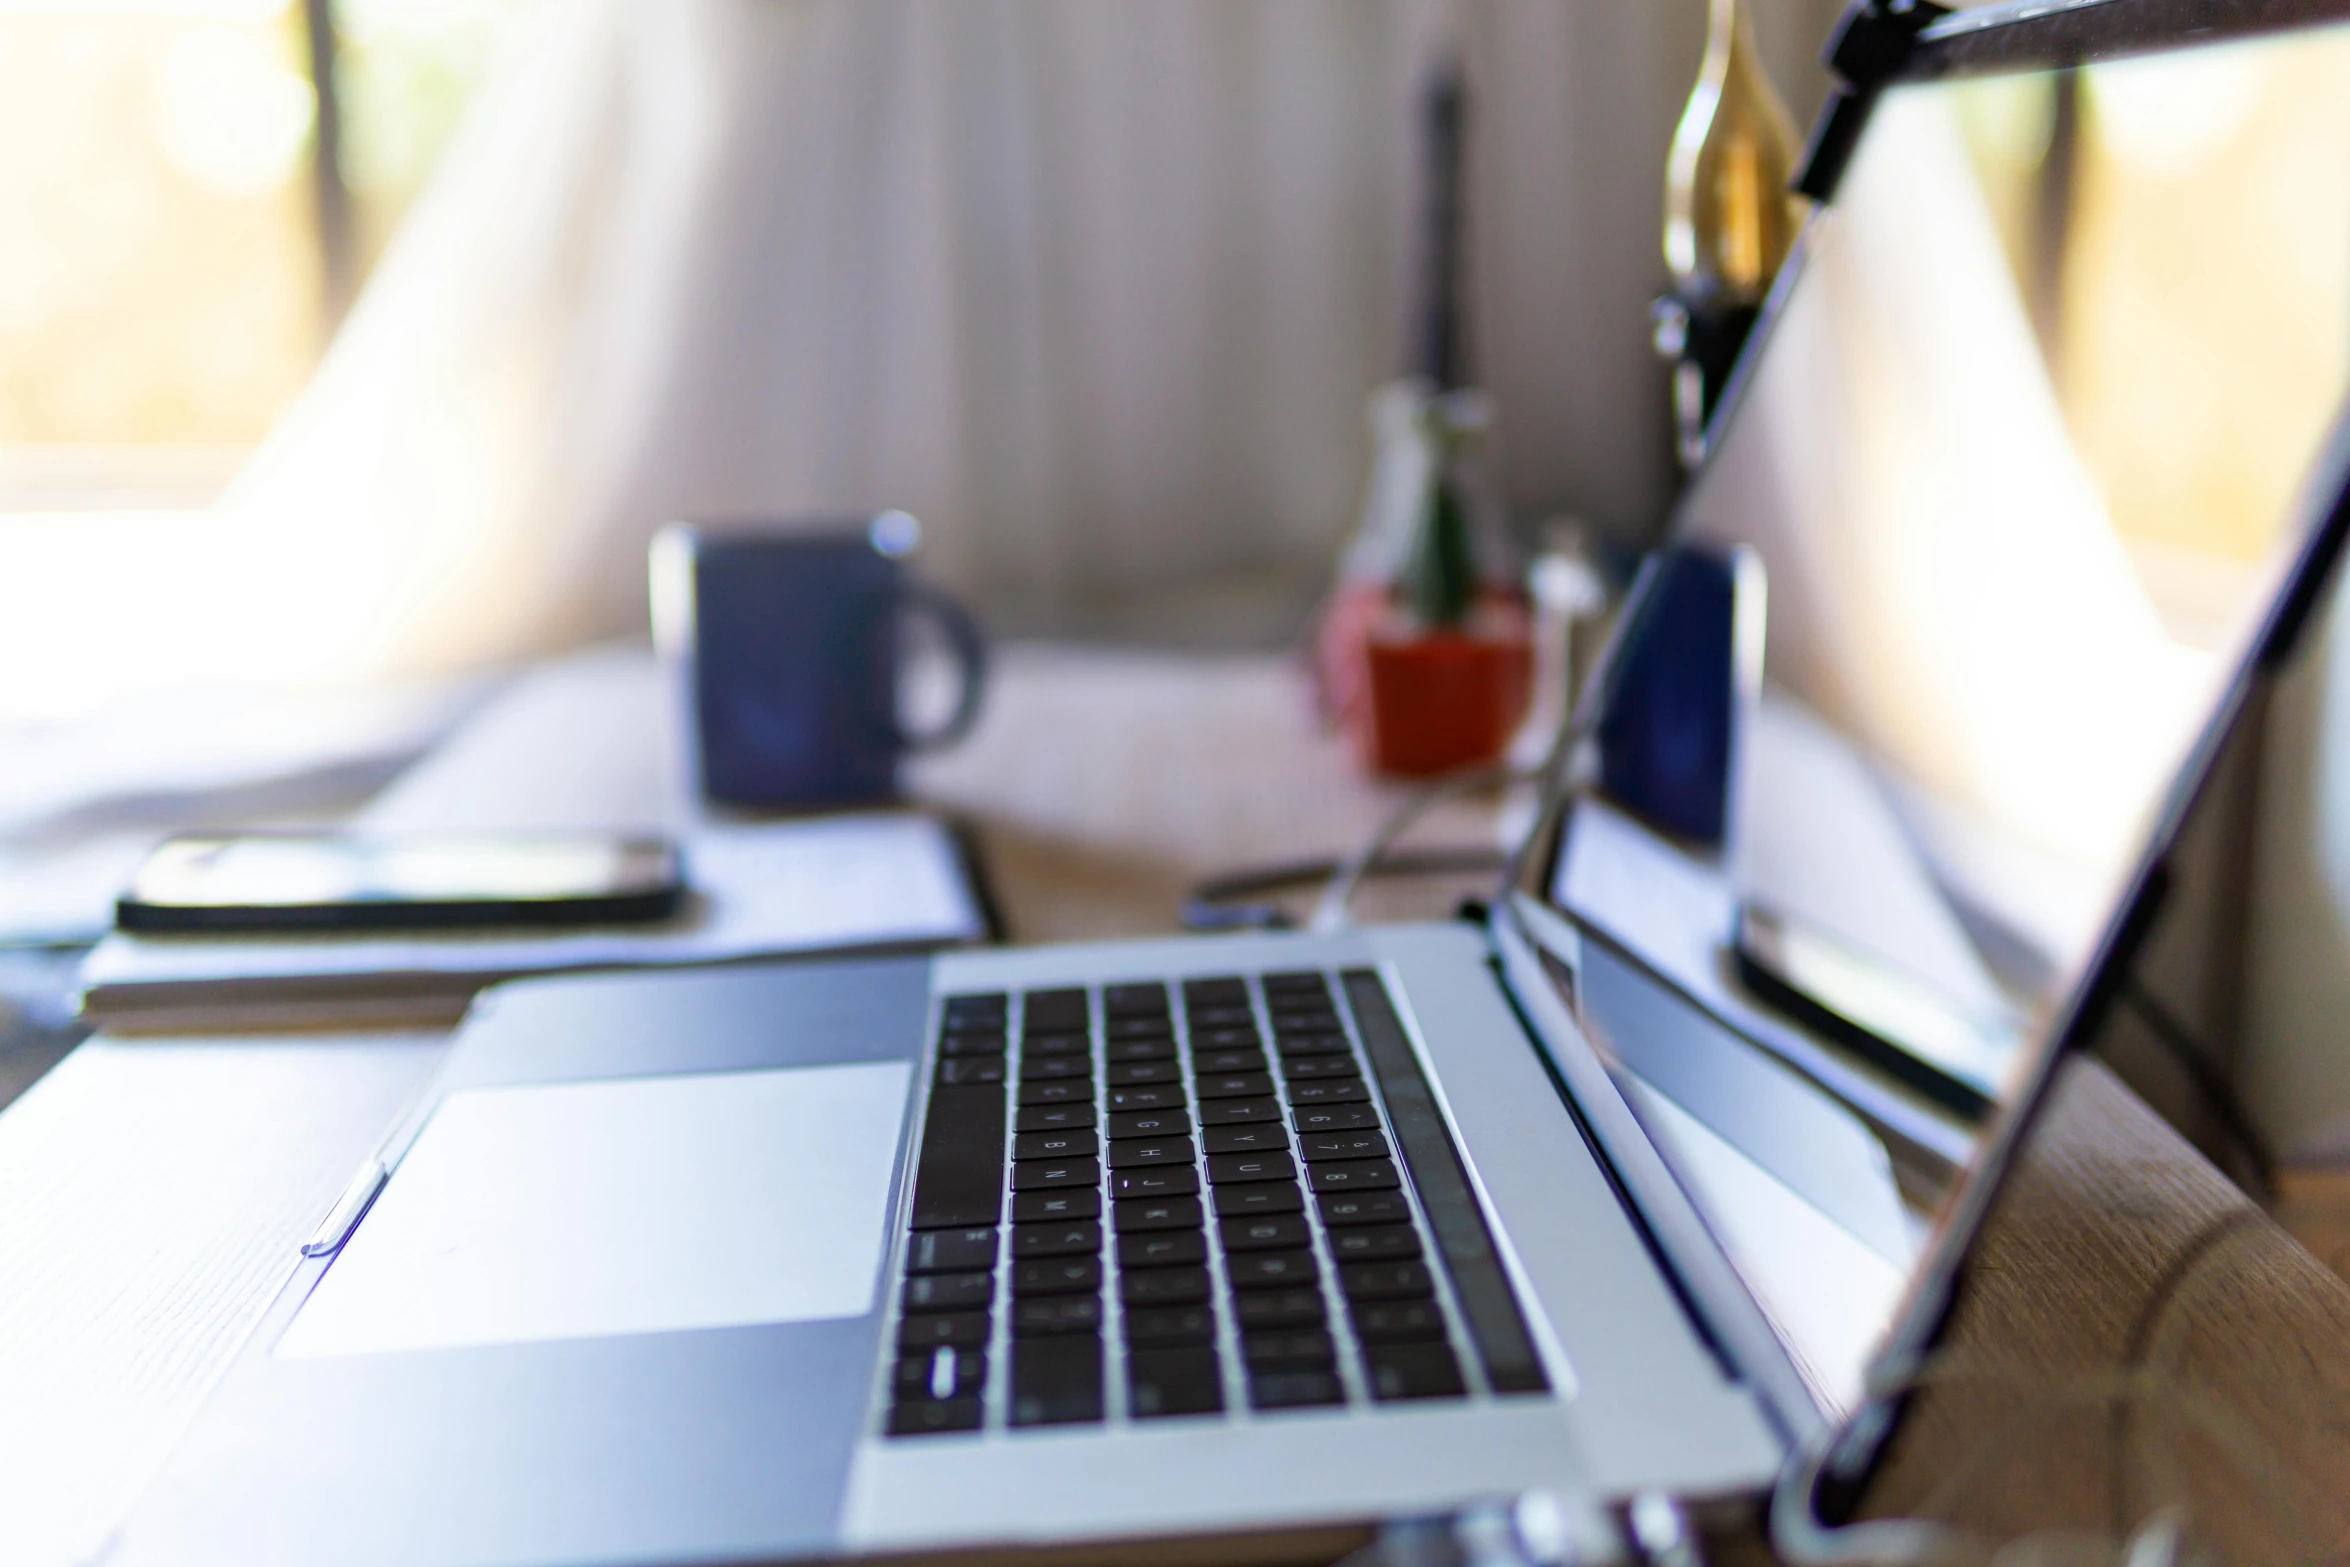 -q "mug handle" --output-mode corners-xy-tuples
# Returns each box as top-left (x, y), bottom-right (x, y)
(897, 585), (989, 752)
